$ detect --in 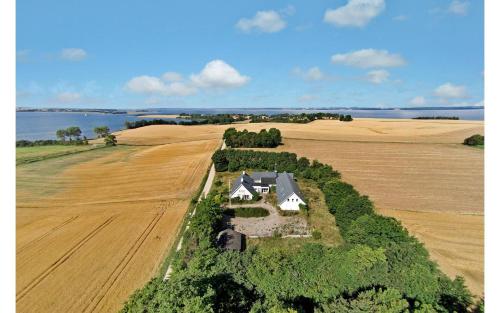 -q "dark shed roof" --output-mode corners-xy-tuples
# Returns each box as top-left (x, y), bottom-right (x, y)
(217, 229), (243, 251)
